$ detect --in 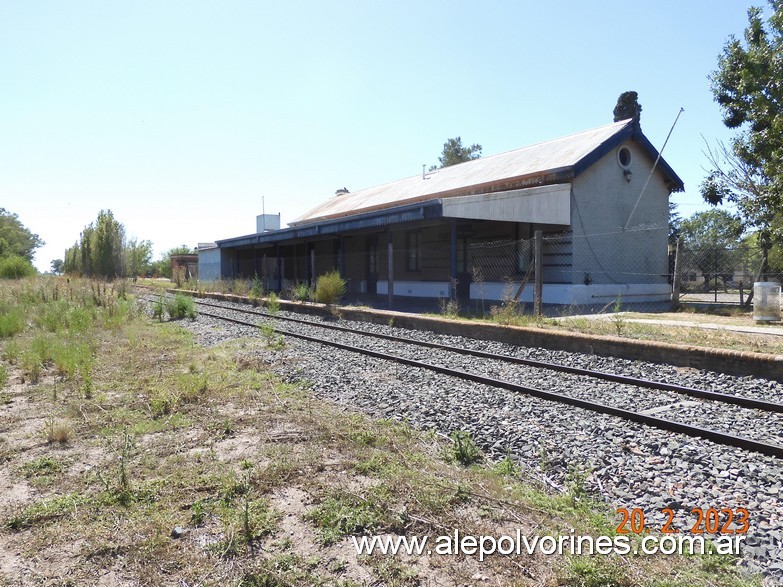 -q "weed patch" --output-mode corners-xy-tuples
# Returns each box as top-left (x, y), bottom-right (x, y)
(0, 307), (26, 338)
(165, 293), (197, 320)
(22, 455), (64, 481)
(7, 493), (86, 530)
(447, 430), (482, 465)
(250, 273), (264, 300)
(306, 491), (391, 546)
